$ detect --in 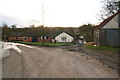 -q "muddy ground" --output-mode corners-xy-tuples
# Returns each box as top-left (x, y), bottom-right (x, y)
(2, 45), (118, 78)
(61, 44), (119, 74)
